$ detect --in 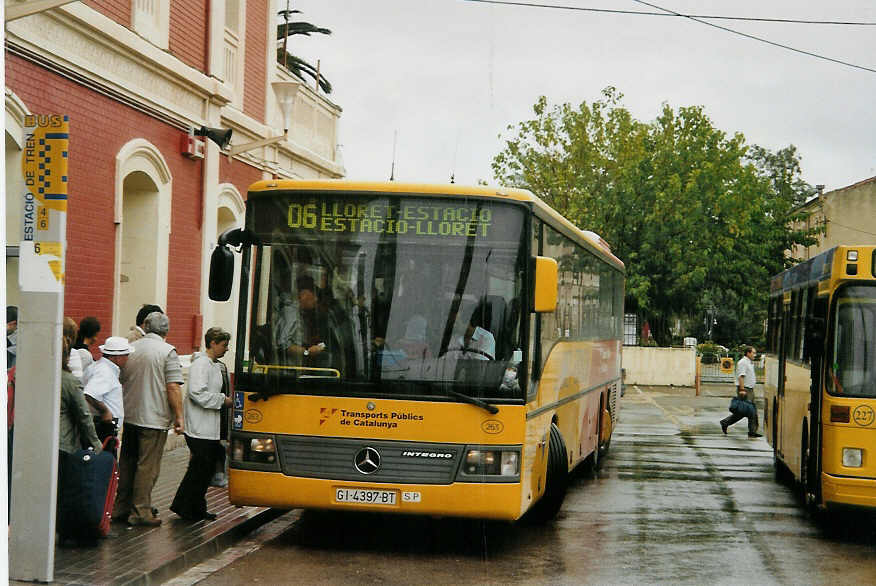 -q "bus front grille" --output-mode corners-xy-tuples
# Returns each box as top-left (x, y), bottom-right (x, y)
(276, 435), (463, 484)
